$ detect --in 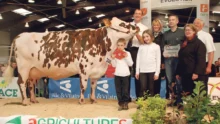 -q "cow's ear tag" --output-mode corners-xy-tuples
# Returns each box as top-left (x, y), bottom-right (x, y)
(103, 18), (111, 27)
